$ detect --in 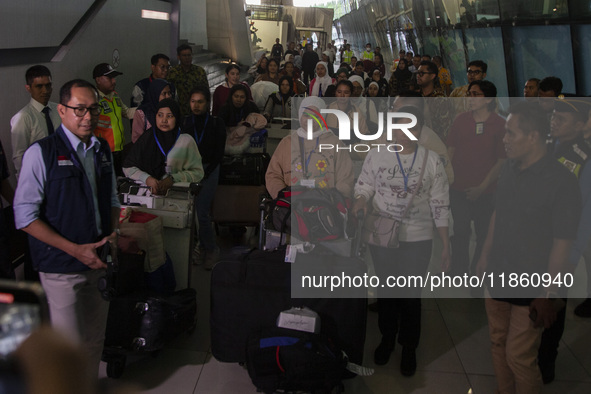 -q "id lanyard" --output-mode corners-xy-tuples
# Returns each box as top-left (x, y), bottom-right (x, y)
(395, 148), (418, 192)
(193, 113), (209, 145)
(299, 137), (319, 178)
(154, 128), (181, 158)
